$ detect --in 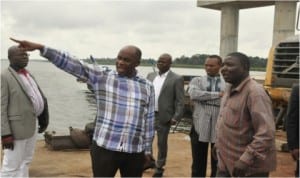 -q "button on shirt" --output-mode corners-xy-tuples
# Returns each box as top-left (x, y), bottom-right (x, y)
(41, 47), (155, 154)
(215, 77), (276, 175)
(153, 71), (169, 112)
